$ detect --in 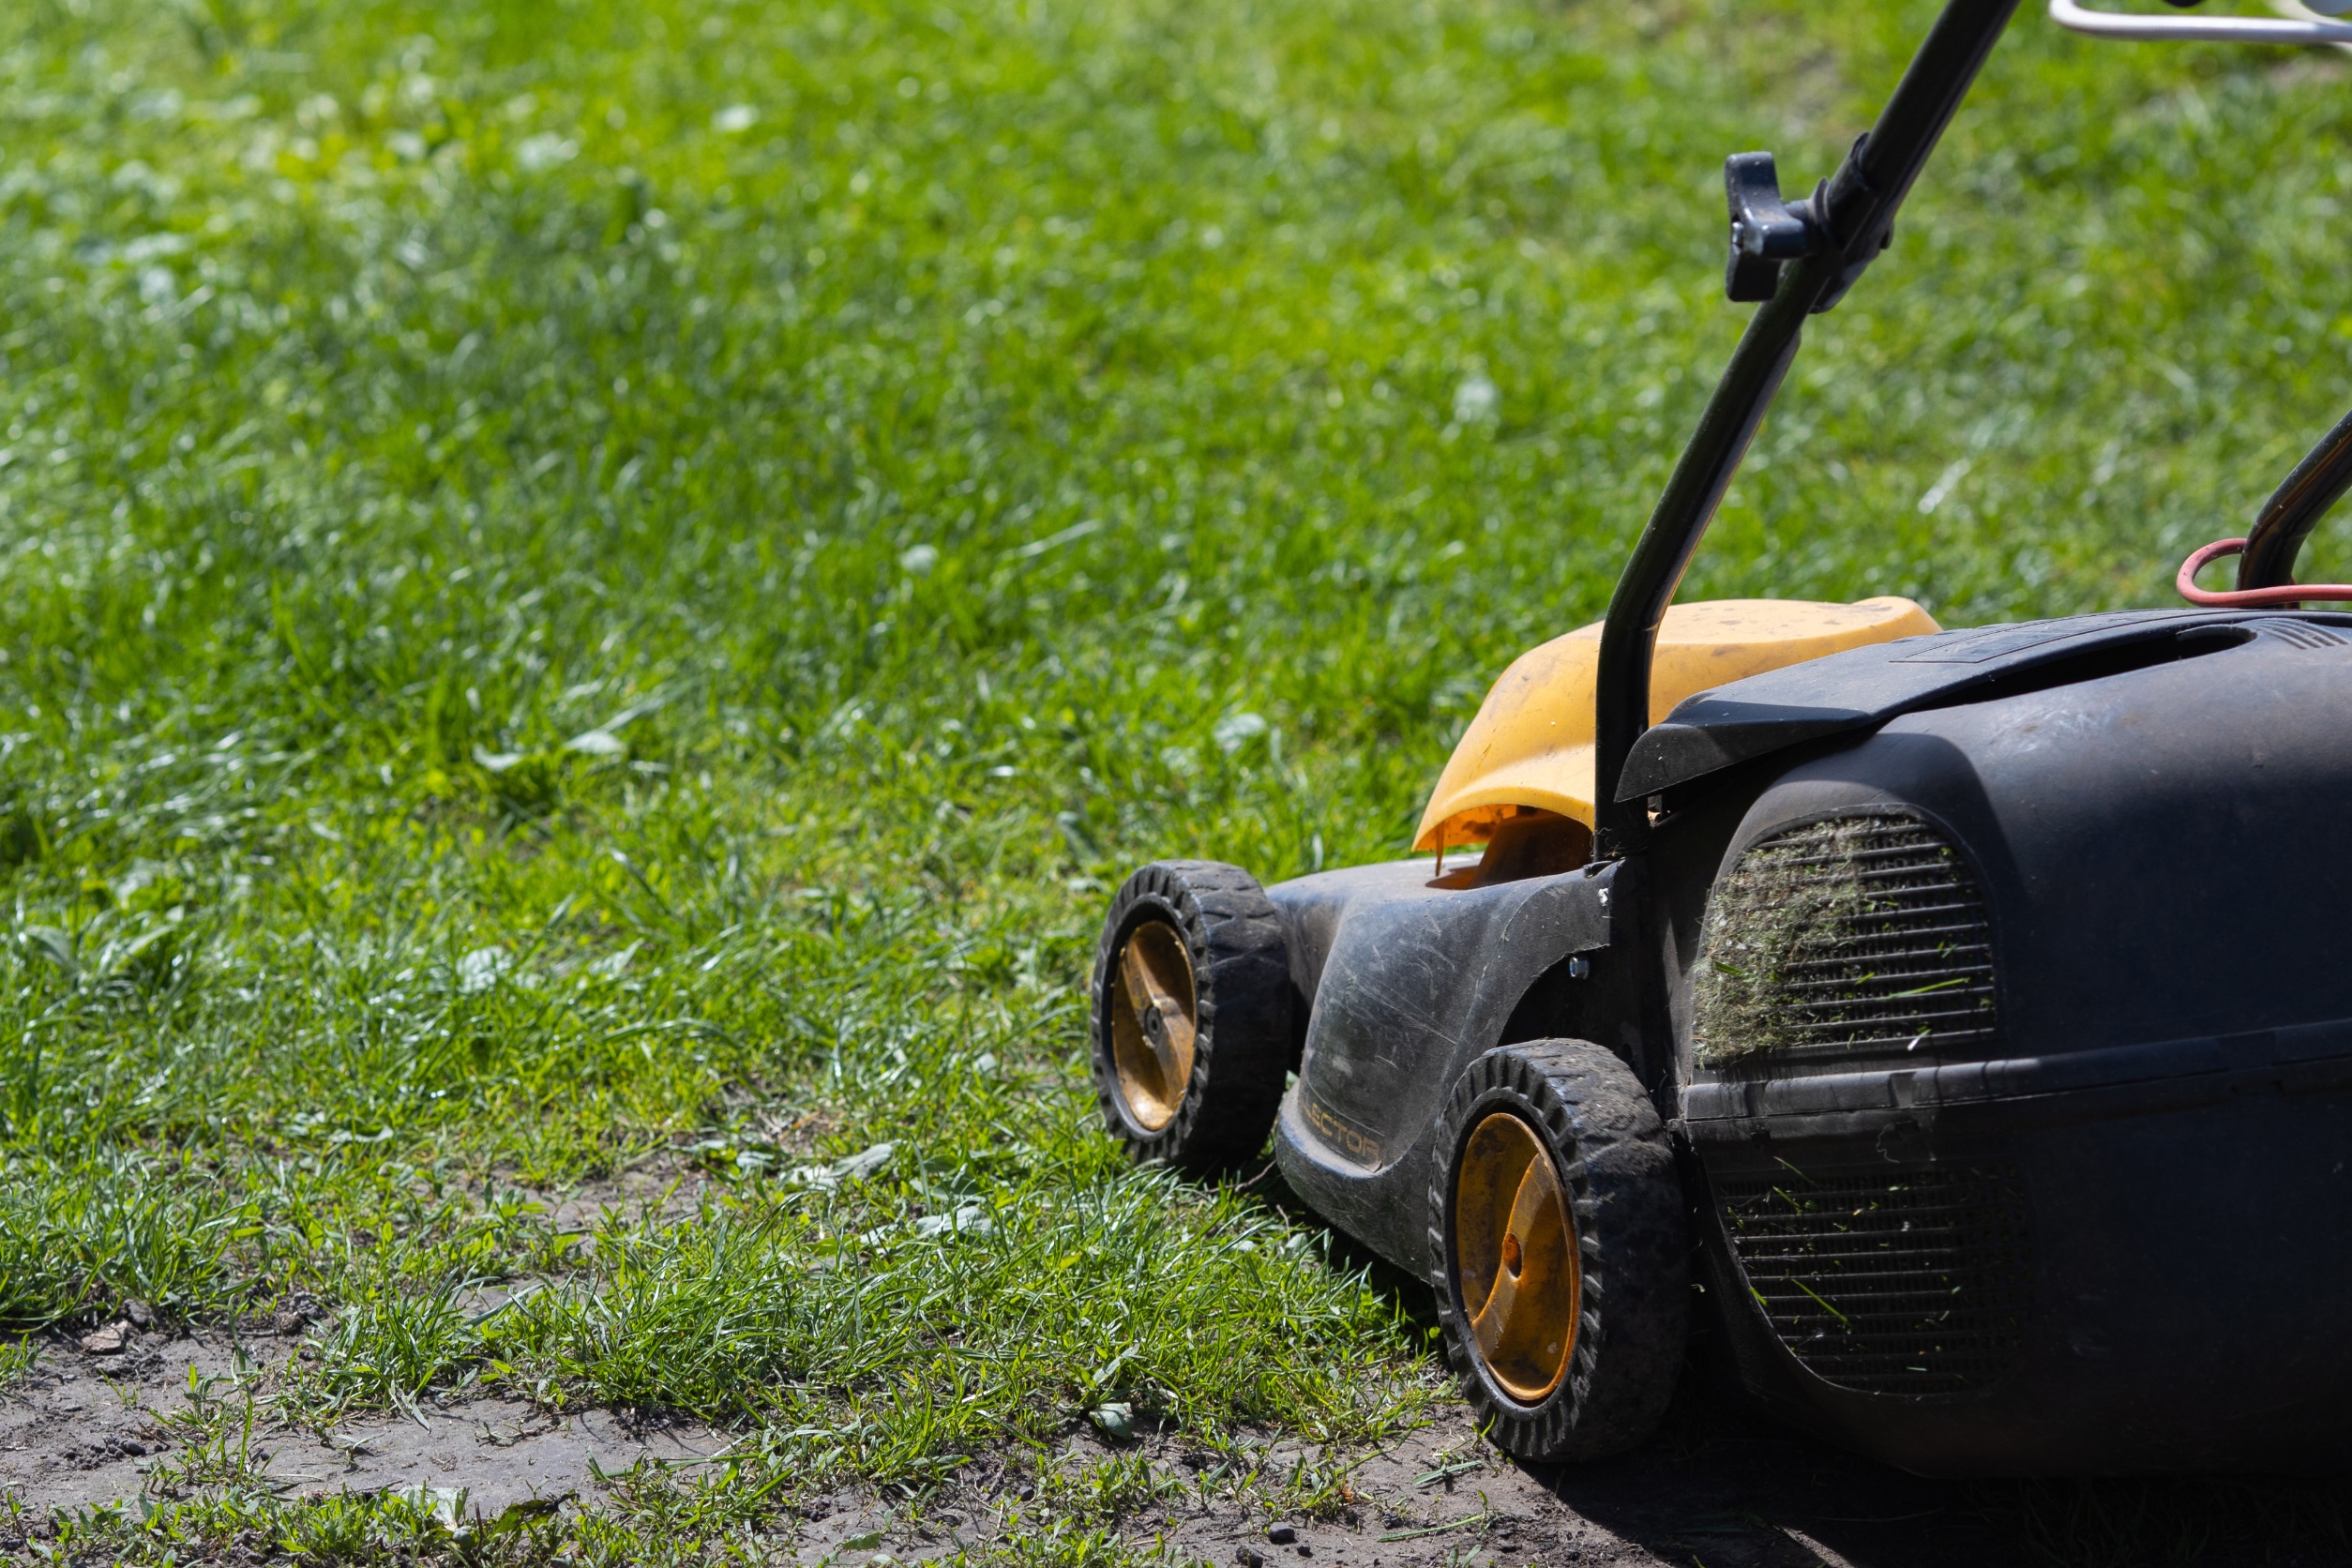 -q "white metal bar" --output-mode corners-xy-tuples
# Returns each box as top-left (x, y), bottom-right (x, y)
(2049, 0), (2352, 41)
